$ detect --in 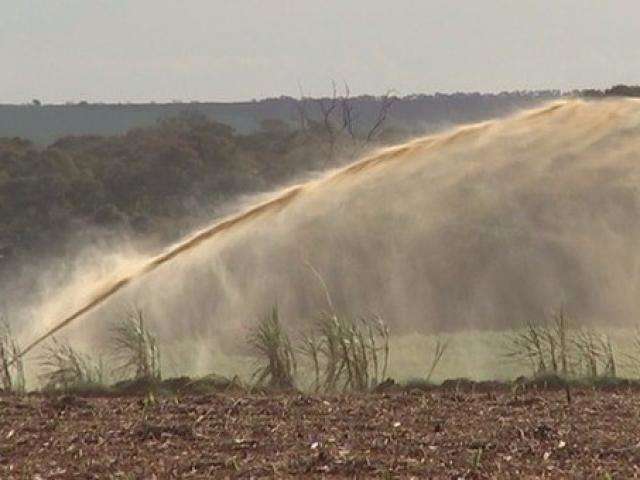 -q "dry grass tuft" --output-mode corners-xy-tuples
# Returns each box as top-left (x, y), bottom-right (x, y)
(299, 312), (390, 392)
(110, 307), (161, 381)
(0, 320), (25, 394)
(247, 306), (297, 389)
